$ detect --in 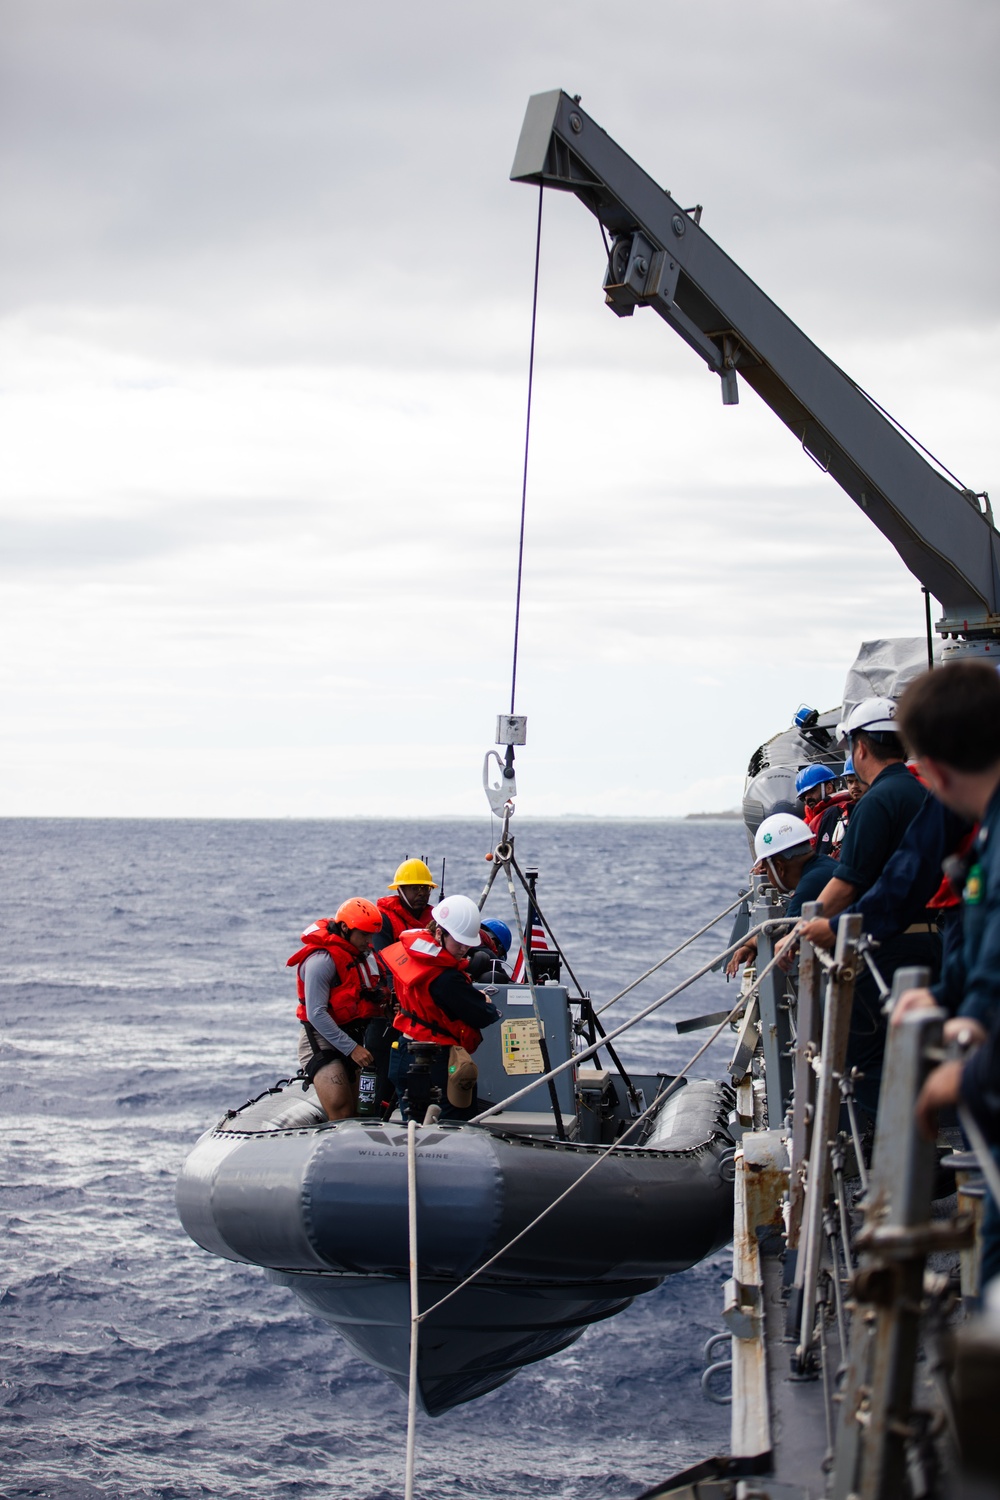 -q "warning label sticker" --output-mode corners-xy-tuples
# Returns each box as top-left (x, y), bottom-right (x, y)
(501, 1018), (544, 1075)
